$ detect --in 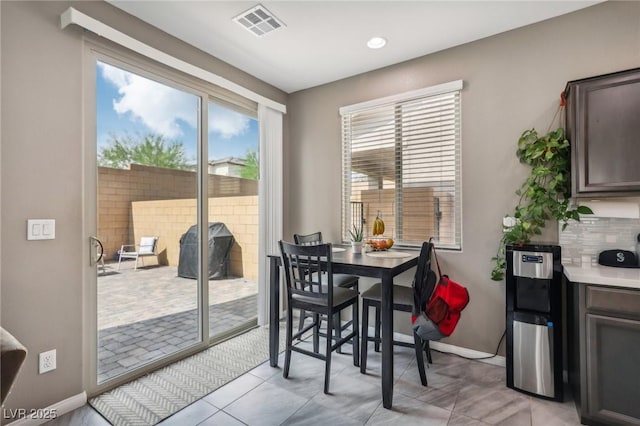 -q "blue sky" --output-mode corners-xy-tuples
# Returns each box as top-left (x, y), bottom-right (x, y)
(96, 61), (258, 163)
